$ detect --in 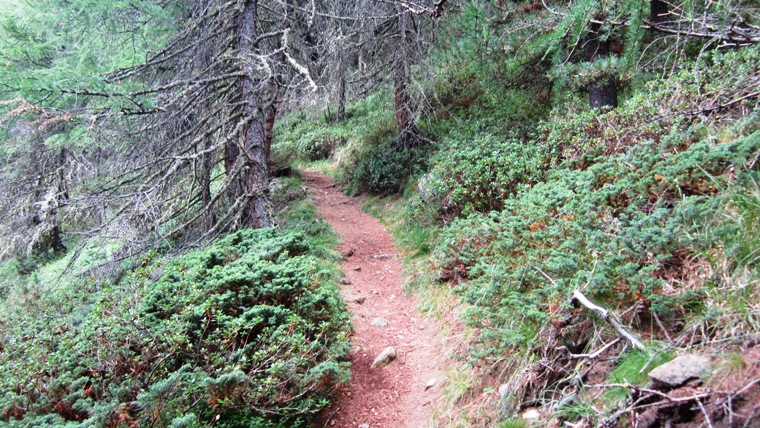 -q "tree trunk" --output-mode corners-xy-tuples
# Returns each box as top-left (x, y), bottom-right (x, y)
(240, 0), (274, 228)
(337, 55), (346, 122)
(584, 22), (618, 110)
(51, 147), (67, 252)
(224, 136), (242, 205)
(264, 104), (276, 165)
(394, 5), (421, 148)
(198, 138), (216, 230)
(650, 0), (669, 23)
